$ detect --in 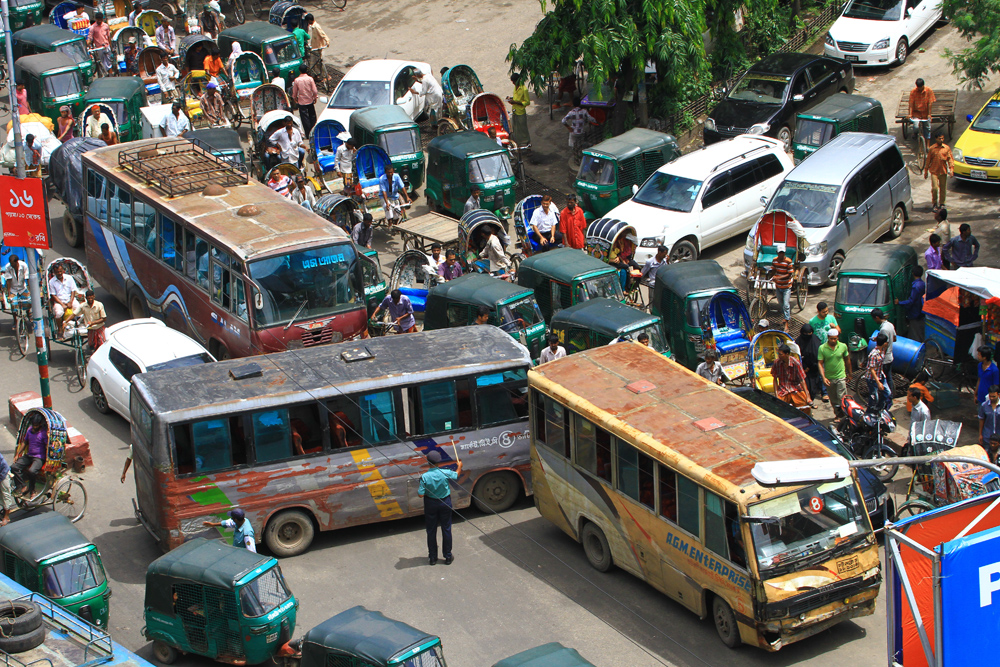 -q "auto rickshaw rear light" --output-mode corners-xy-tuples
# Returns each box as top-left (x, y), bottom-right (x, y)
(598, 192), (611, 198)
